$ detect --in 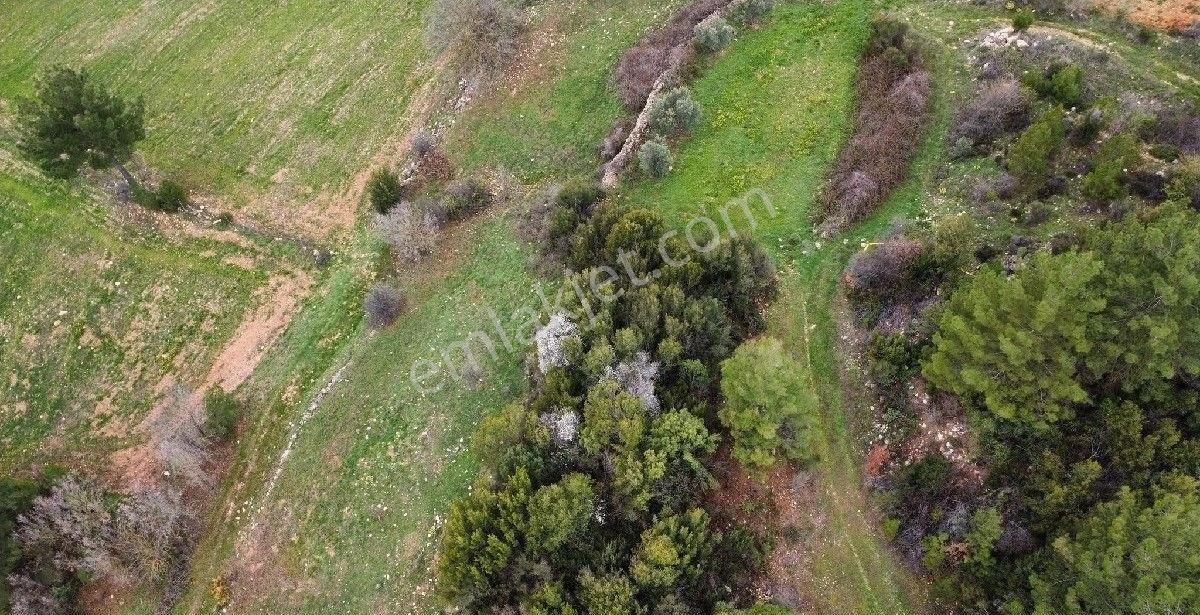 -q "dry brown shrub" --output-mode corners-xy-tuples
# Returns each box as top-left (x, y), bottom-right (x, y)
(613, 0), (725, 109)
(418, 147), (455, 183)
(843, 237), (927, 298)
(951, 80), (1034, 147)
(815, 23), (932, 235)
